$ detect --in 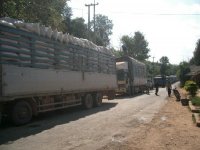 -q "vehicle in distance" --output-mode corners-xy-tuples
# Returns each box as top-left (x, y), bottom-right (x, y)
(115, 56), (147, 96)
